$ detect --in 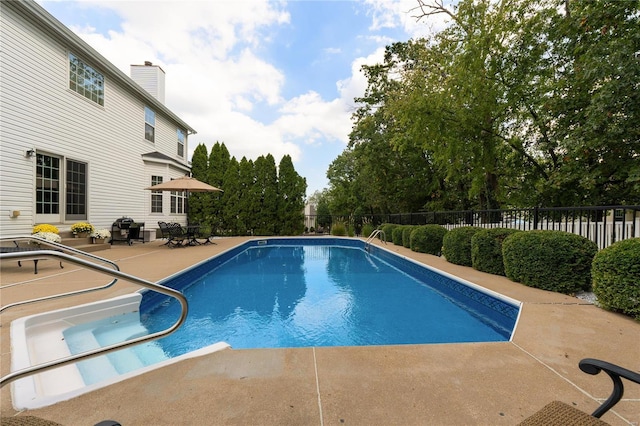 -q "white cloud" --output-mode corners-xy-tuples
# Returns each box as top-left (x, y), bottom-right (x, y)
(52, 0), (440, 193)
(360, 0), (452, 38)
